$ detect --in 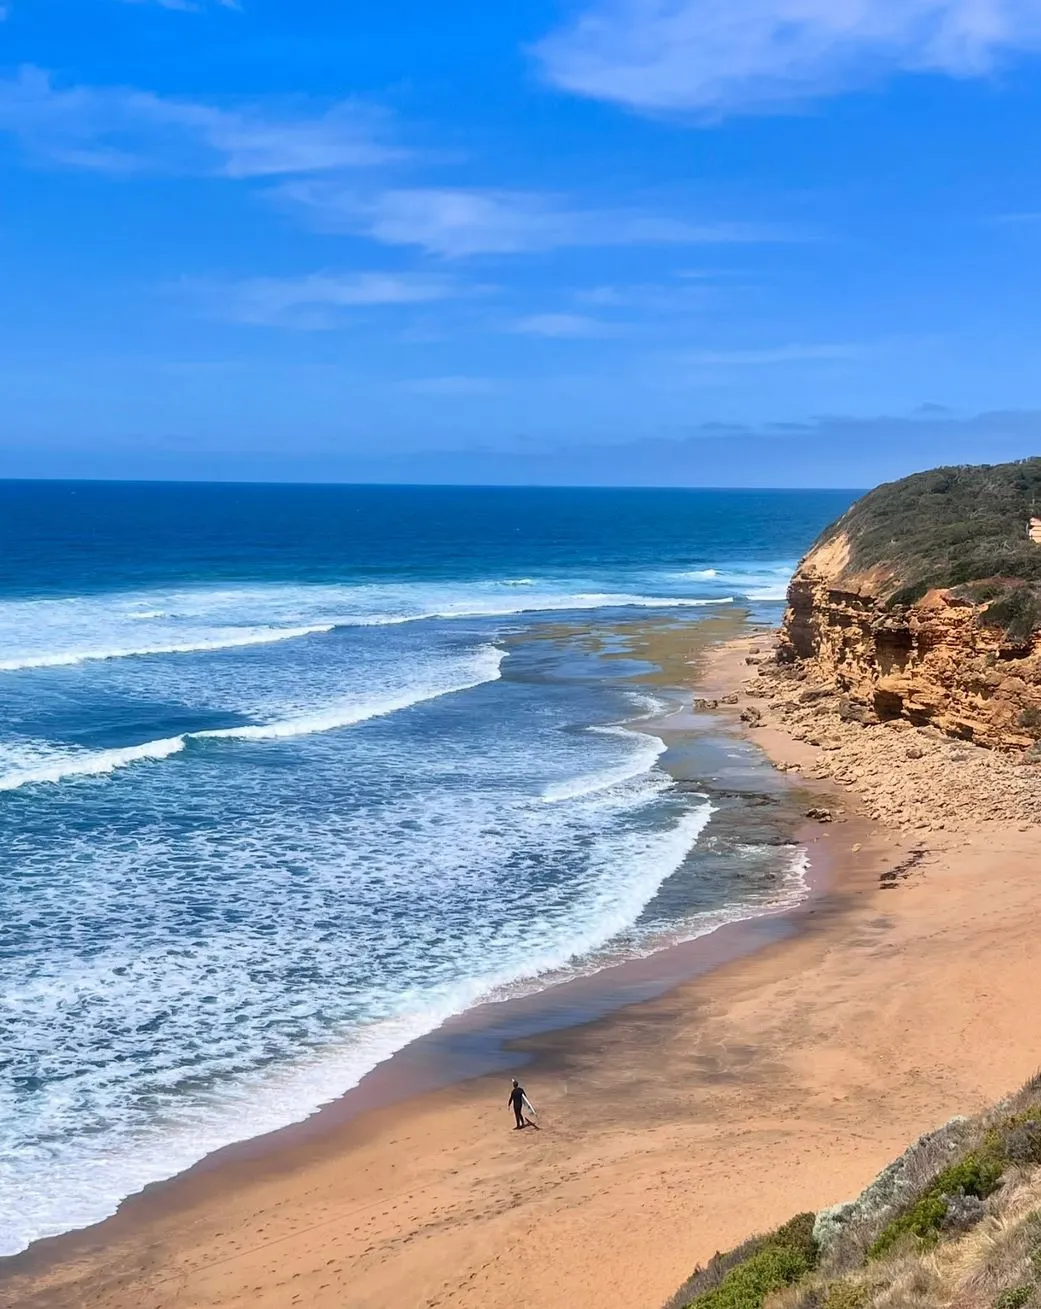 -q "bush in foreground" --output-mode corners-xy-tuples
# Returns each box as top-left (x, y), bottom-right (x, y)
(667, 1214), (817, 1309)
(664, 1072), (1041, 1309)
